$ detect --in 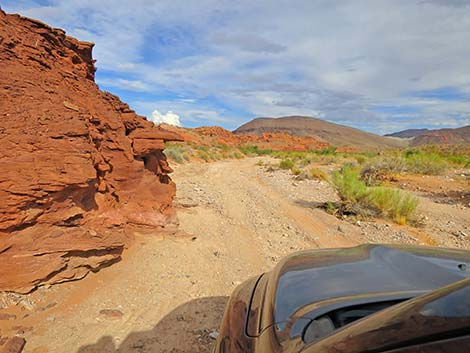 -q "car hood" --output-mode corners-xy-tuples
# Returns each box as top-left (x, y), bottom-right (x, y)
(263, 244), (470, 331)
